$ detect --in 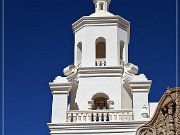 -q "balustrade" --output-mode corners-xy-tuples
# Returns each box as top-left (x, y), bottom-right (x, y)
(67, 110), (133, 123)
(96, 58), (106, 66)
